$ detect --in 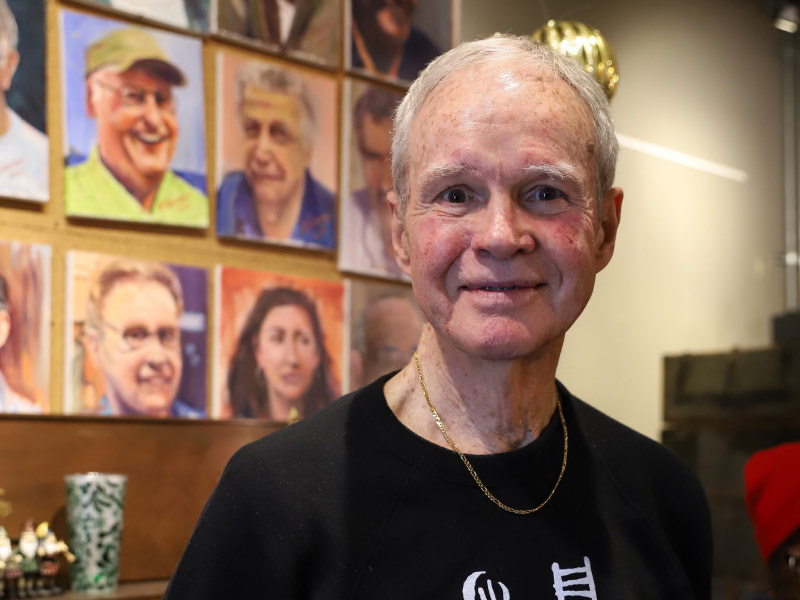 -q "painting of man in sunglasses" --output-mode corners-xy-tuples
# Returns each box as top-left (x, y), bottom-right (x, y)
(66, 251), (208, 418)
(61, 11), (208, 227)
